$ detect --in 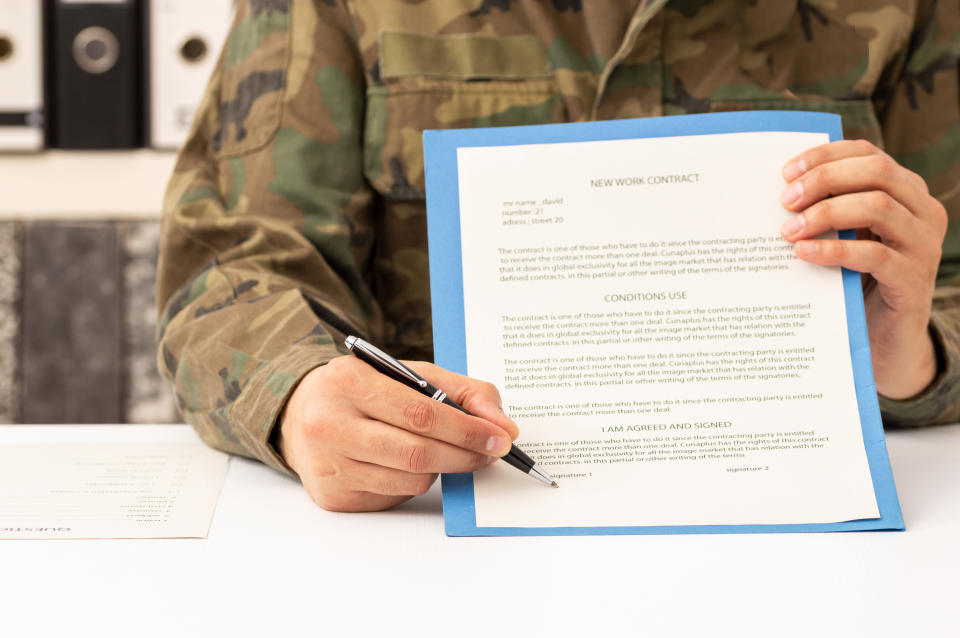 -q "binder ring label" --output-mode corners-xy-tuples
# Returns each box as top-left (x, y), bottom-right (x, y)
(73, 26), (120, 74)
(0, 35), (13, 63)
(180, 37), (208, 63)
